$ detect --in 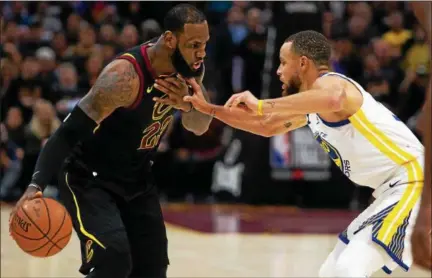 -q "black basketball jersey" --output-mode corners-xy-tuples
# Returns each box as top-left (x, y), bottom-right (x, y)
(66, 40), (177, 193)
